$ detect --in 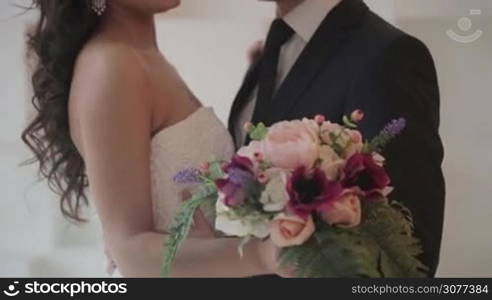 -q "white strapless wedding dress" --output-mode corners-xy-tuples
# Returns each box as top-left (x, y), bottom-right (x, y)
(150, 107), (235, 231)
(107, 107), (235, 276)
